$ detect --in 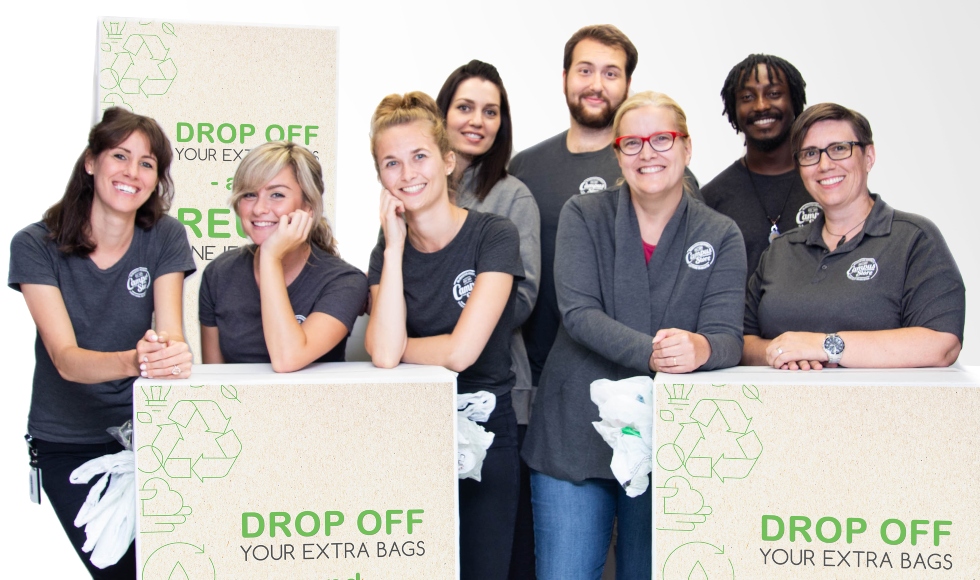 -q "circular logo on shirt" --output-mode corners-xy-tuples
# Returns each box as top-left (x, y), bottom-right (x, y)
(452, 269), (477, 308)
(295, 314), (307, 324)
(579, 176), (607, 195)
(796, 202), (822, 225)
(685, 242), (715, 270)
(127, 267), (151, 298)
(846, 258), (878, 281)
